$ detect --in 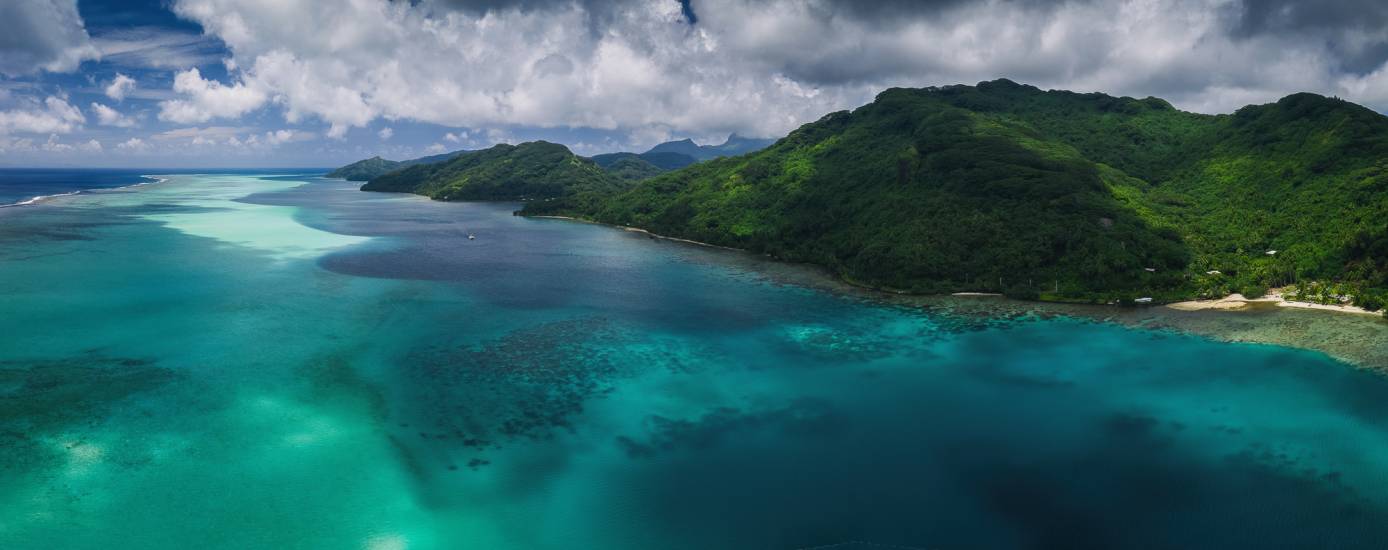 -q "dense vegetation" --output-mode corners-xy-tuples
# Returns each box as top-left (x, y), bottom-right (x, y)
(590, 151), (700, 172)
(332, 135), (769, 185)
(525, 80), (1388, 308)
(362, 141), (626, 201)
(326, 156), (401, 181)
(595, 155), (669, 182)
(327, 150), (467, 181)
